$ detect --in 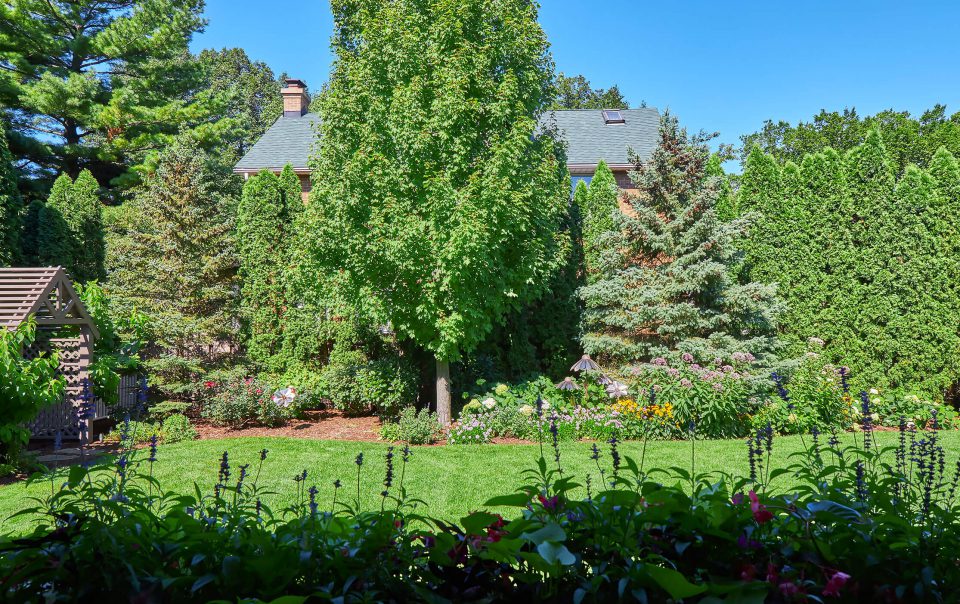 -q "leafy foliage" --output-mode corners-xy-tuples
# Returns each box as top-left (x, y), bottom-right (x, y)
(305, 0), (571, 421)
(31, 171), (105, 281)
(0, 0), (223, 190)
(4, 419), (959, 602)
(737, 132), (960, 397)
(380, 406), (441, 445)
(580, 114), (782, 371)
(200, 376), (301, 428)
(0, 319), (64, 464)
(198, 47), (283, 163)
(740, 105), (960, 176)
(580, 160), (618, 283)
(236, 169), (298, 369)
(549, 73), (629, 110)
